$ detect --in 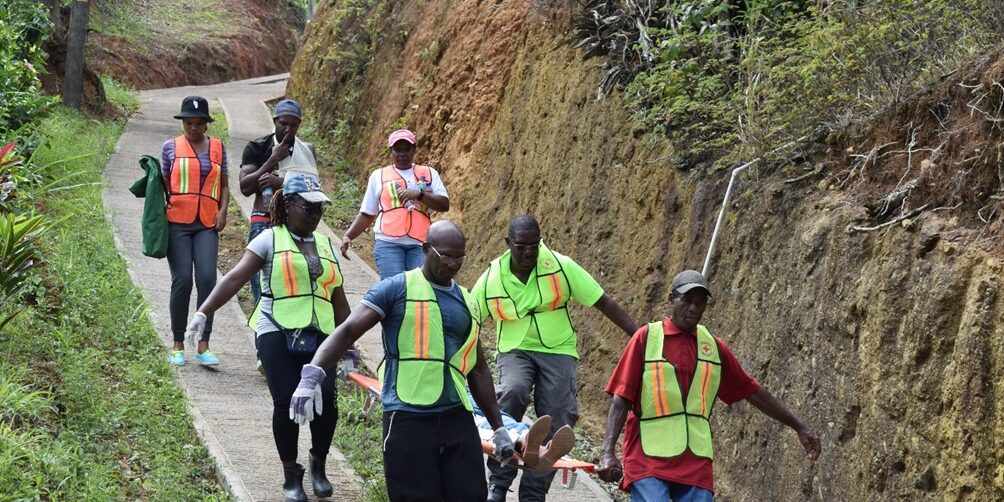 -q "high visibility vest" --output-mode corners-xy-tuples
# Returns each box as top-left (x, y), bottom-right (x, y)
(247, 226), (343, 334)
(393, 269), (480, 411)
(378, 165), (433, 241)
(639, 320), (721, 459)
(484, 242), (574, 353)
(166, 136), (223, 227)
